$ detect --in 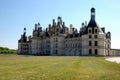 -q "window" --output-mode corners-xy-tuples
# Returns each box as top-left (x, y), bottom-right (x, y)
(108, 51), (109, 56)
(57, 29), (59, 31)
(56, 33), (58, 36)
(76, 44), (77, 47)
(66, 44), (67, 48)
(94, 35), (97, 38)
(89, 29), (92, 33)
(56, 38), (58, 42)
(108, 45), (110, 48)
(89, 49), (92, 55)
(56, 44), (58, 48)
(95, 41), (98, 46)
(79, 43), (81, 47)
(89, 41), (92, 46)
(89, 35), (92, 38)
(79, 50), (82, 56)
(95, 49), (98, 55)
(55, 50), (58, 54)
(95, 29), (98, 33)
